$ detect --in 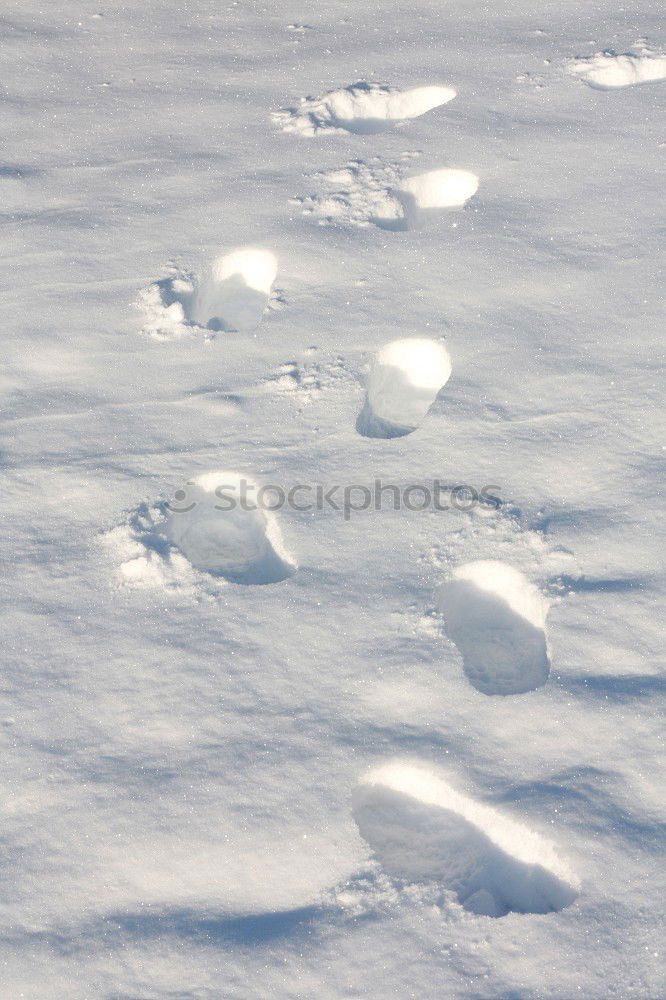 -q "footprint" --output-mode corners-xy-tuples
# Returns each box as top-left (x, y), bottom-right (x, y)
(298, 158), (404, 229)
(138, 248), (277, 339)
(438, 561), (550, 695)
(190, 248), (278, 332)
(137, 272), (196, 341)
(357, 338), (452, 438)
(385, 168), (479, 230)
(165, 472), (295, 584)
(300, 160), (478, 230)
(261, 353), (355, 406)
(273, 81), (456, 135)
(567, 49), (666, 89)
(352, 762), (579, 917)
